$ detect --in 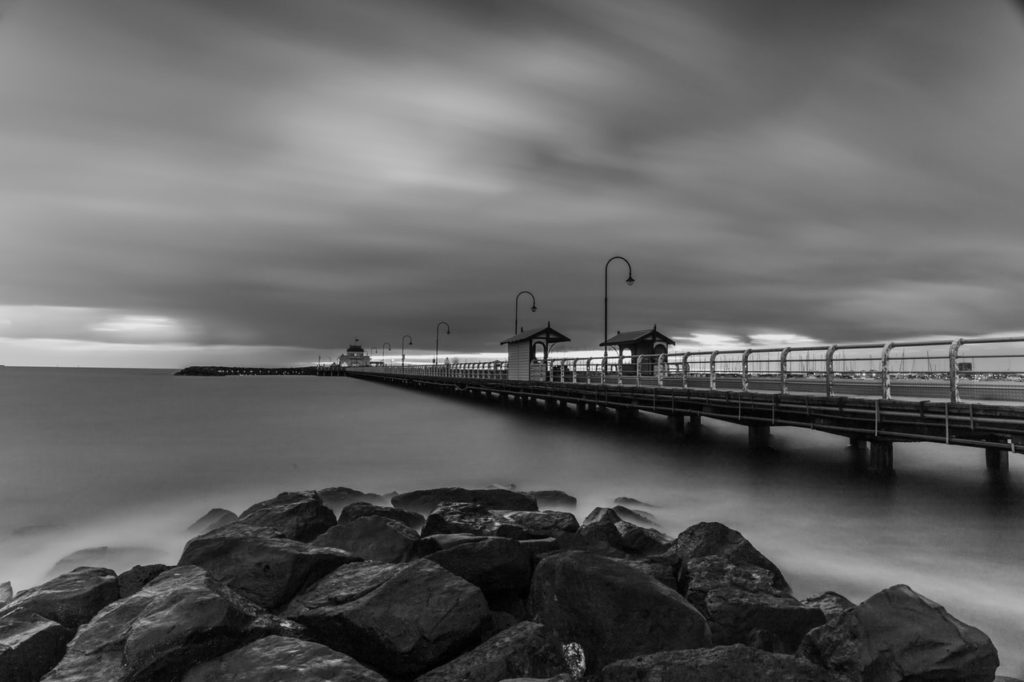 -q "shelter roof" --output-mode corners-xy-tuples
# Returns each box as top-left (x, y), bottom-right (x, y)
(501, 323), (571, 346)
(599, 327), (675, 347)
